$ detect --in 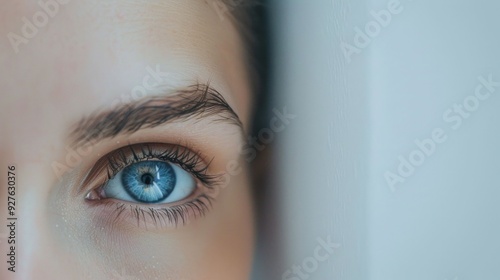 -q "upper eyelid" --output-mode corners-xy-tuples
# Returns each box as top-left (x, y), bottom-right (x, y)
(77, 143), (219, 196)
(69, 83), (244, 149)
